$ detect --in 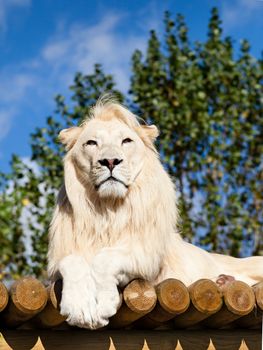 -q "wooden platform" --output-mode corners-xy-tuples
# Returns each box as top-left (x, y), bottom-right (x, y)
(0, 277), (262, 349)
